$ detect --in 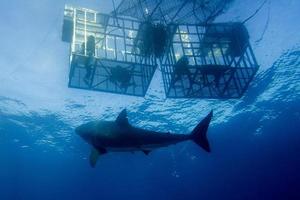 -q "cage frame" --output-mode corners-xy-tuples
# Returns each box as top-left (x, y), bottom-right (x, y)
(161, 22), (259, 99)
(63, 5), (158, 97)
